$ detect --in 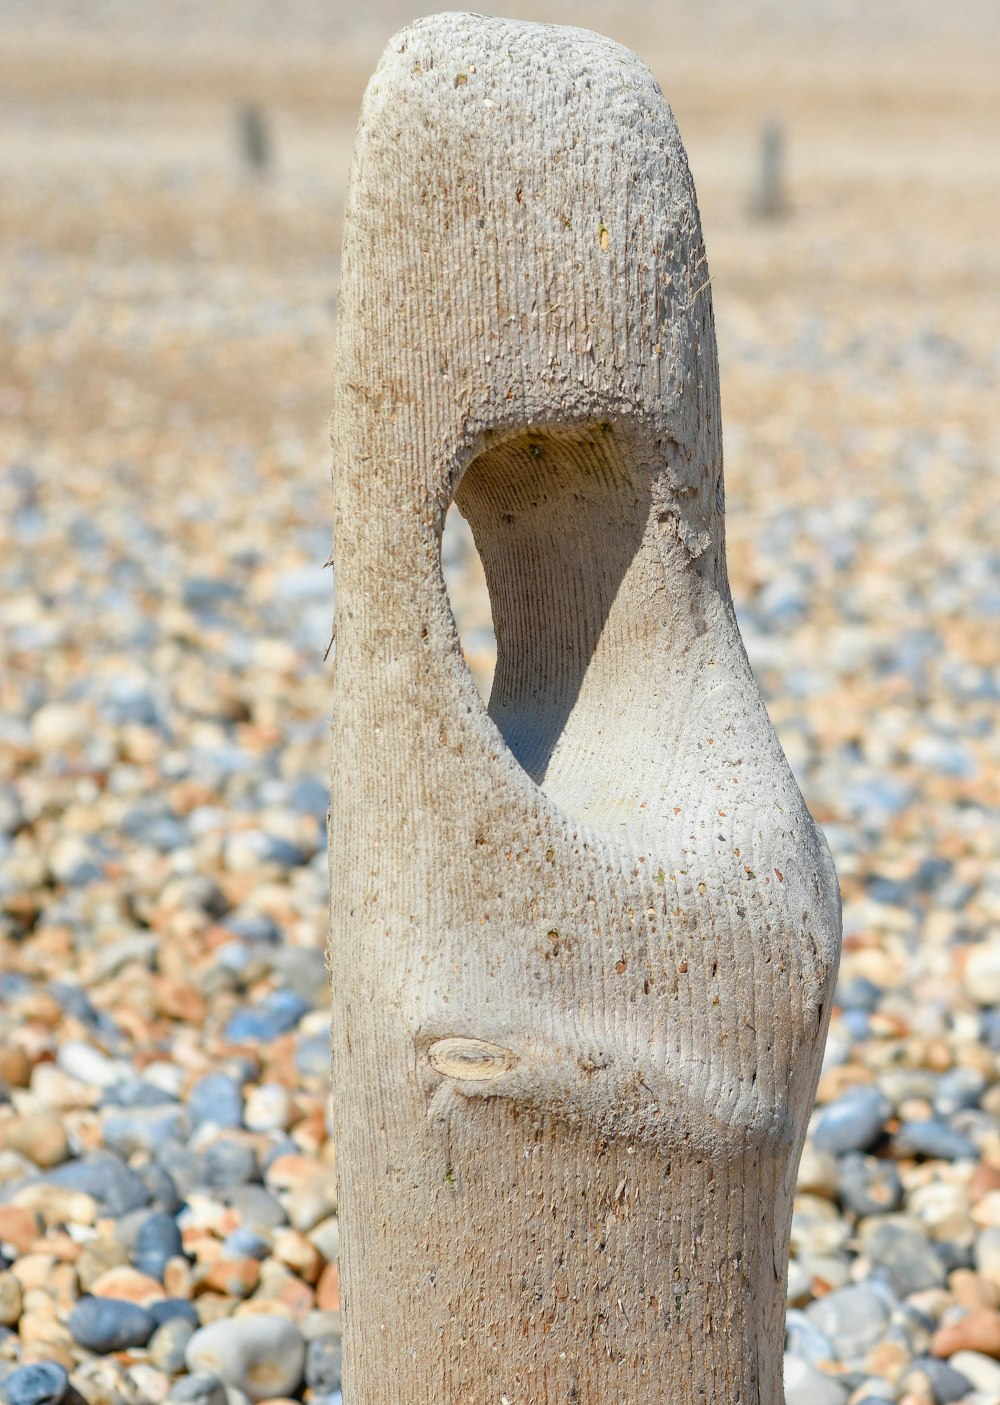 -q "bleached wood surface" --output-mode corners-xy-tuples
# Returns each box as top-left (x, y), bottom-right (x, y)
(330, 13), (841, 1402)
